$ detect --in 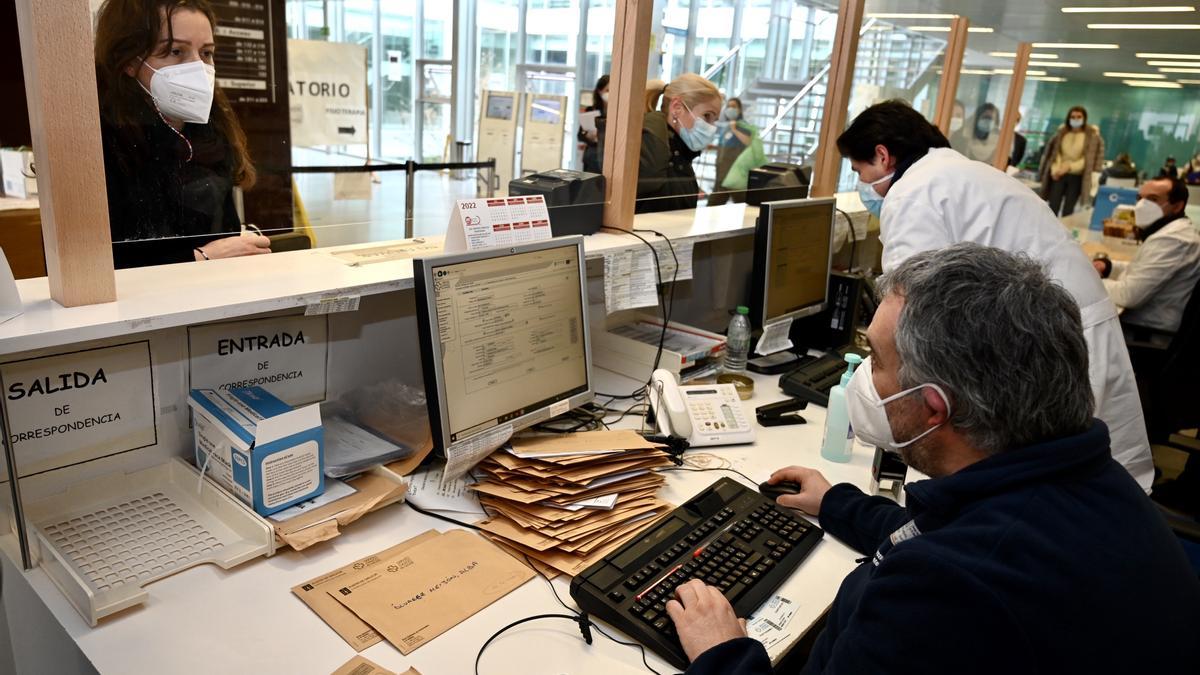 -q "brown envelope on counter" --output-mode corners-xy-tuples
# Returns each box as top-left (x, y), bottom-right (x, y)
(272, 468), (409, 551)
(292, 529), (440, 651)
(509, 429), (663, 456)
(329, 529), (534, 655)
(330, 655), (414, 675)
